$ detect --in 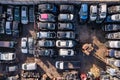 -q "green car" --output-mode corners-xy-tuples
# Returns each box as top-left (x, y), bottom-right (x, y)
(14, 6), (20, 22)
